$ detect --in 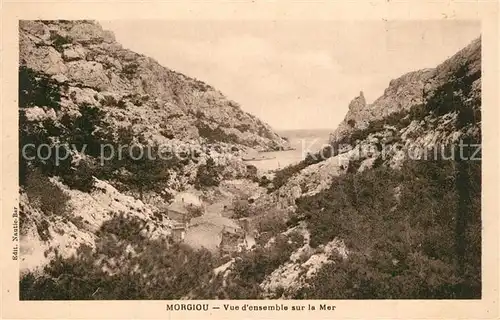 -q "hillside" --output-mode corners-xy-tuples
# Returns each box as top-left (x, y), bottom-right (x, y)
(18, 20), (288, 274)
(331, 37), (480, 145)
(206, 37), (482, 299)
(20, 20), (289, 151)
(267, 37), (481, 209)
